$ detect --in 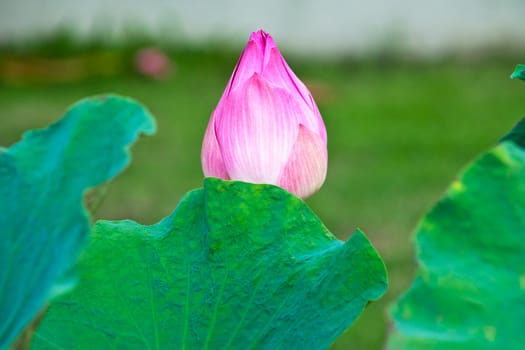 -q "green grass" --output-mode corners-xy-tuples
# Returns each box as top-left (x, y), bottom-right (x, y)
(1, 52), (524, 349)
